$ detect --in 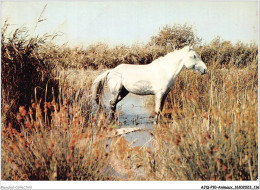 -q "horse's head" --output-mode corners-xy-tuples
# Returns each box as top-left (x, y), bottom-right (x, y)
(182, 46), (207, 75)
